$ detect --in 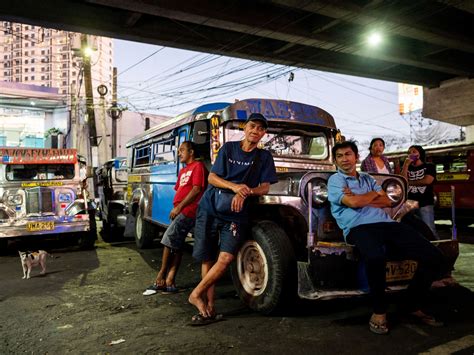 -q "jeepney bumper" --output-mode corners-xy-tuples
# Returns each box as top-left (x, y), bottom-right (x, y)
(297, 239), (459, 301)
(0, 215), (91, 238)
